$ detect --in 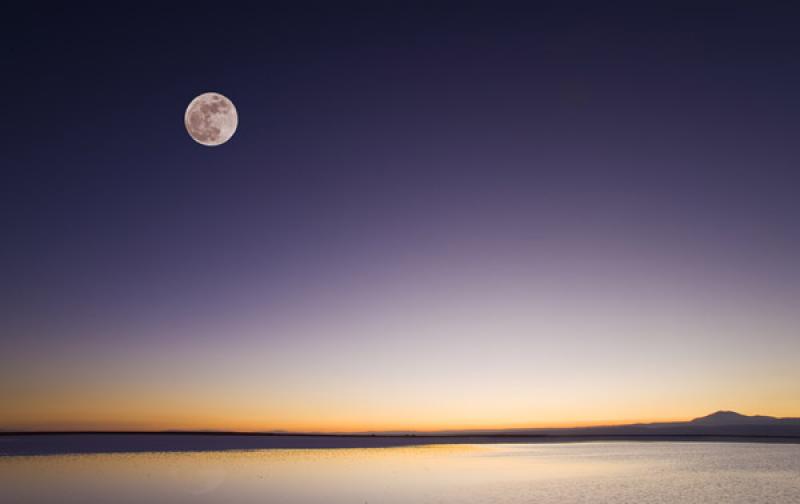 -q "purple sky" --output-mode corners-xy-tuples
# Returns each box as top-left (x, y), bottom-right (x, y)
(2, 3), (799, 430)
